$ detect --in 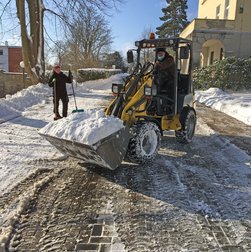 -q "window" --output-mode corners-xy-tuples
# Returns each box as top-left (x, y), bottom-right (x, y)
(239, 4), (244, 14)
(216, 5), (221, 19)
(224, 0), (230, 19)
(210, 51), (214, 65)
(0, 50), (3, 55)
(220, 48), (224, 60)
